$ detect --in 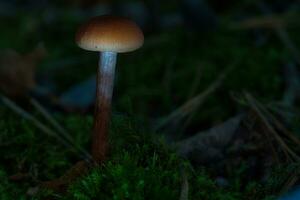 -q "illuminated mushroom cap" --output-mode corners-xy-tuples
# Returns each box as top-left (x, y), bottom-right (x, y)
(76, 15), (144, 53)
